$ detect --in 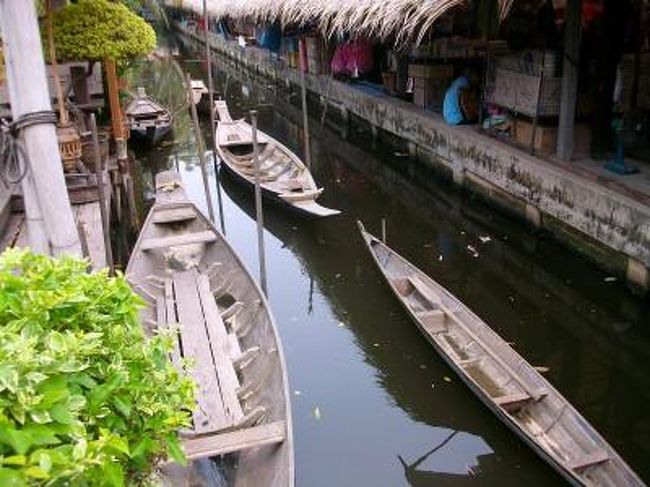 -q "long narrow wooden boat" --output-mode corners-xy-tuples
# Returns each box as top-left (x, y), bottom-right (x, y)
(357, 221), (643, 487)
(125, 171), (294, 486)
(214, 100), (340, 218)
(125, 87), (173, 145)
